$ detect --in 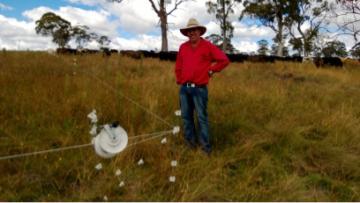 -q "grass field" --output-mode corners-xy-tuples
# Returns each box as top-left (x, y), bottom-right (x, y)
(0, 51), (359, 201)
